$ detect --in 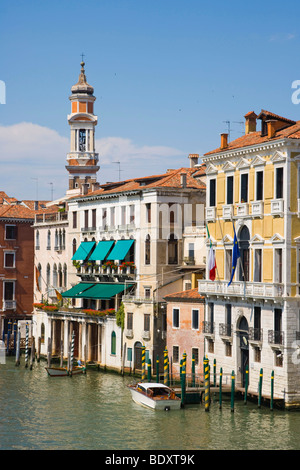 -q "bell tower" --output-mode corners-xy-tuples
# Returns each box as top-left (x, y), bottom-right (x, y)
(66, 60), (100, 195)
